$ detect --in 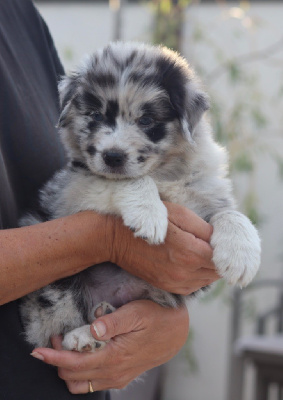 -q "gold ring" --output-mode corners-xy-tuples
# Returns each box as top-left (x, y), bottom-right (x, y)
(88, 381), (94, 393)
